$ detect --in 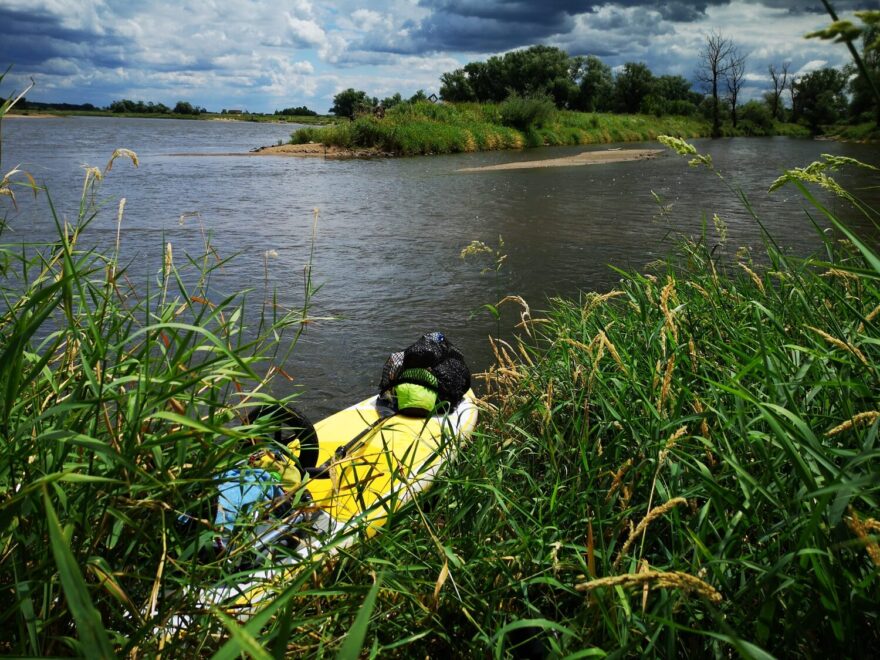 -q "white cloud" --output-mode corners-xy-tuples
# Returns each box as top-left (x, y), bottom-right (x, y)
(0, 1), (863, 112)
